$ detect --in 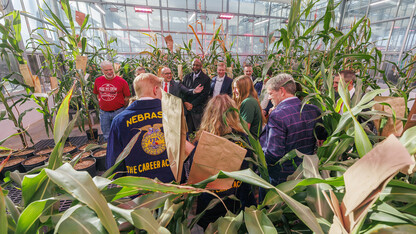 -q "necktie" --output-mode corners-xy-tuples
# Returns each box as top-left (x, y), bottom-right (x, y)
(164, 82), (168, 92)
